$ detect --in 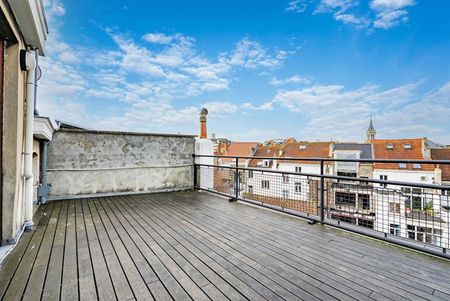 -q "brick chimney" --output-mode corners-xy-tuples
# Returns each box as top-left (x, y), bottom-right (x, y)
(199, 107), (208, 139)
